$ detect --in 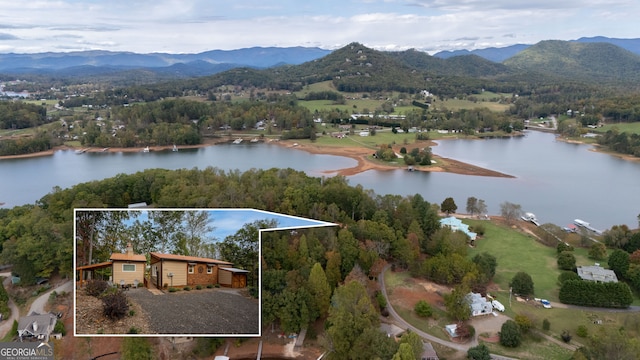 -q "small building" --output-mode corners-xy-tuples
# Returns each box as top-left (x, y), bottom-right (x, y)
(76, 242), (146, 288)
(466, 292), (493, 316)
(218, 267), (249, 288)
(445, 324), (458, 338)
(149, 252), (233, 289)
(439, 216), (477, 241)
(577, 264), (618, 283)
(18, 312), (58, 342)
(110, 243), (147, 287)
